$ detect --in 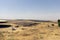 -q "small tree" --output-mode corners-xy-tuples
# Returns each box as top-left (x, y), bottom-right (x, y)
(58, 19), (60, 27)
